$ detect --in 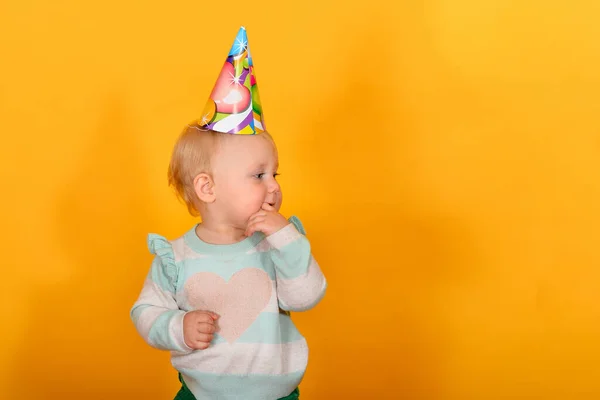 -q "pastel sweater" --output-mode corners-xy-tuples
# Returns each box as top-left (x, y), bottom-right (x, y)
(130, 217), (327, 399)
